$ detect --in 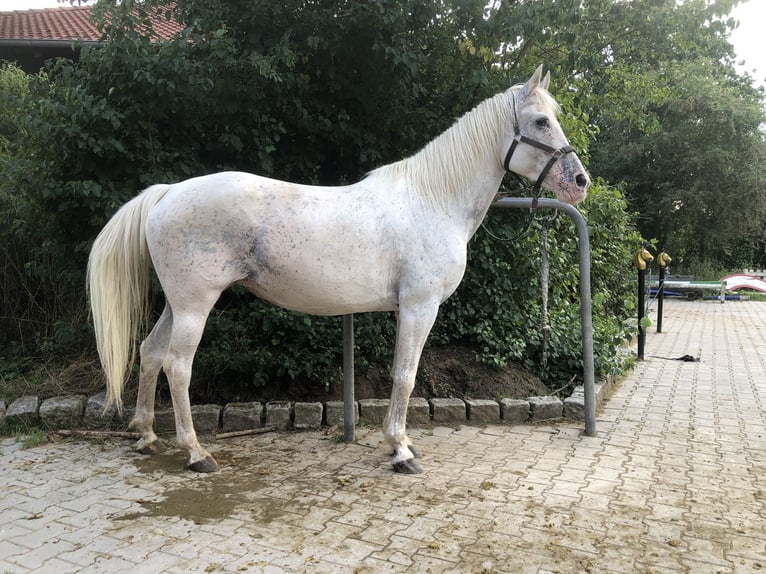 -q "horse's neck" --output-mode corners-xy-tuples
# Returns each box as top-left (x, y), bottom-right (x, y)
(411, 151), (506, 241)
(449, 167), (506, 240)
